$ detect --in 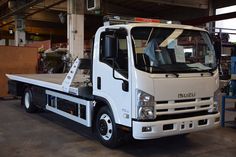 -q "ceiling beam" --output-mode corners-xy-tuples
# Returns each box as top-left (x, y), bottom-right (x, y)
(214, 0), (236, 9)
(25, 26), (66, 35)
(0, 0), (8, 6)
(1, 24), (66, 36)
(182, 11), (236, 25)
(0, 0), (66, 28)
(24, 0), (66, 19)
(0, 0), (44, 20)
(34, 0), (67, 11)
(103, 1), (157, 18)
(26, 20), (66, 28)
(26, 11), (61, 23)
(135, 0), (208, 9)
